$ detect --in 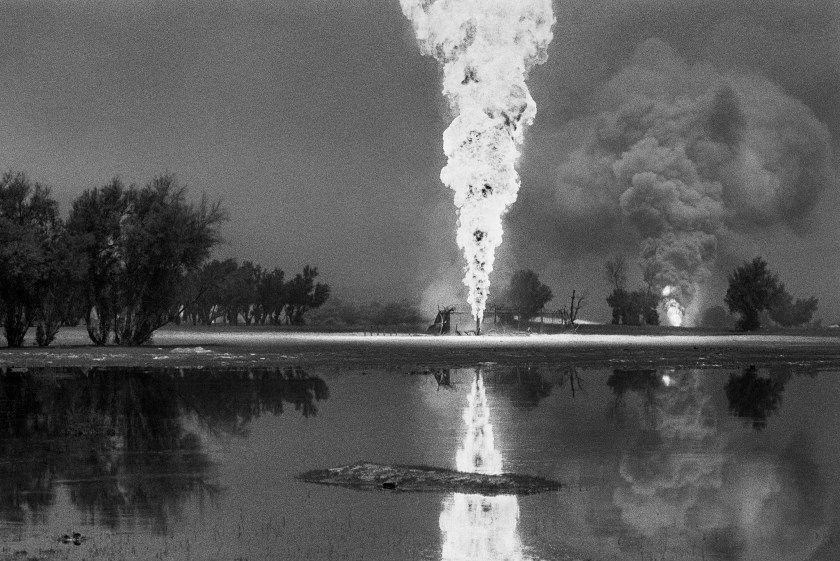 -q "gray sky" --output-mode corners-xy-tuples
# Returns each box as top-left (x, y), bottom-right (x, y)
(1, 0), (838, 322)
